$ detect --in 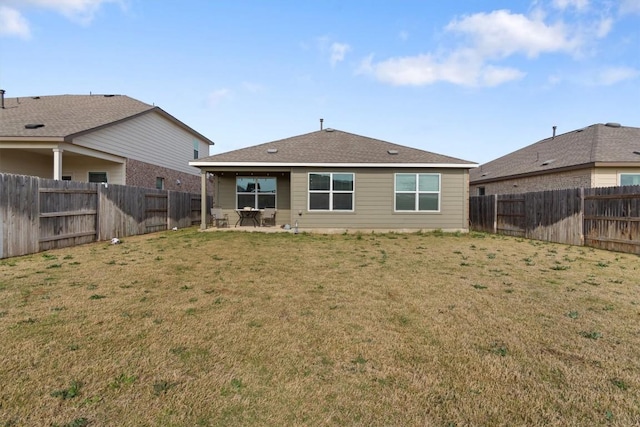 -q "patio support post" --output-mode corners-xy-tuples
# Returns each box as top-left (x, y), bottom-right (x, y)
(52, 148), (63, 180)
(200, 171), (207, 230)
